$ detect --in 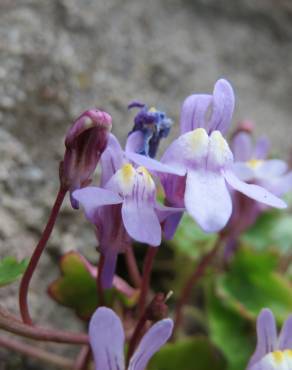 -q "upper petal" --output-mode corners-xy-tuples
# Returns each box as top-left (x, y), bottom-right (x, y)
(208, 79), (235, 135)
(89, 307), (125, 370)
(73, 187), (123, 223)
(231, 131), (253, 162)
(180, 94), (212, 134)
(247, 309), (277, 370)
(128, 319), (173, 370)
(278, 315), (292, 350)
(184, 169), (232, 233)
(223, 170), (287, 209)
(254, 136), (270, 160)
(125, 131), (145, 154)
